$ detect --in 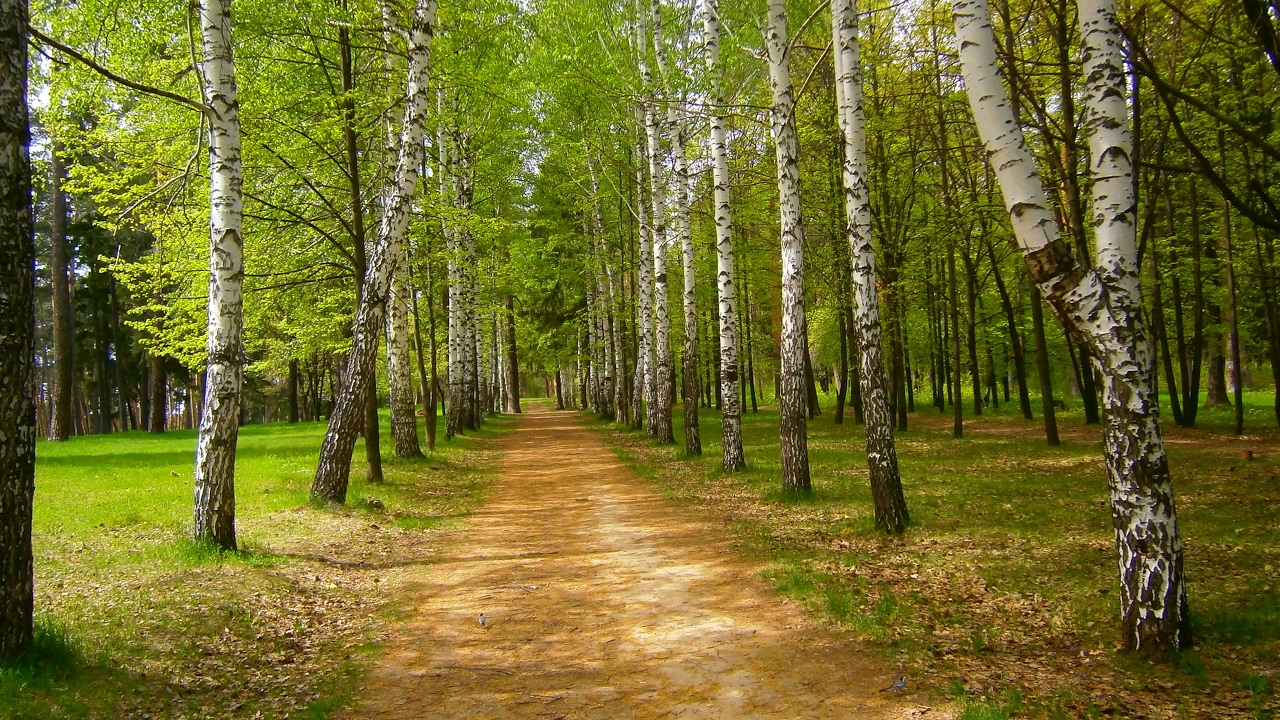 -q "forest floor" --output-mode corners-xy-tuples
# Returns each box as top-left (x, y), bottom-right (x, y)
(343, 405), (922, 720)
(594, 391), (1280, 720)
(3, 411), (514, 720)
